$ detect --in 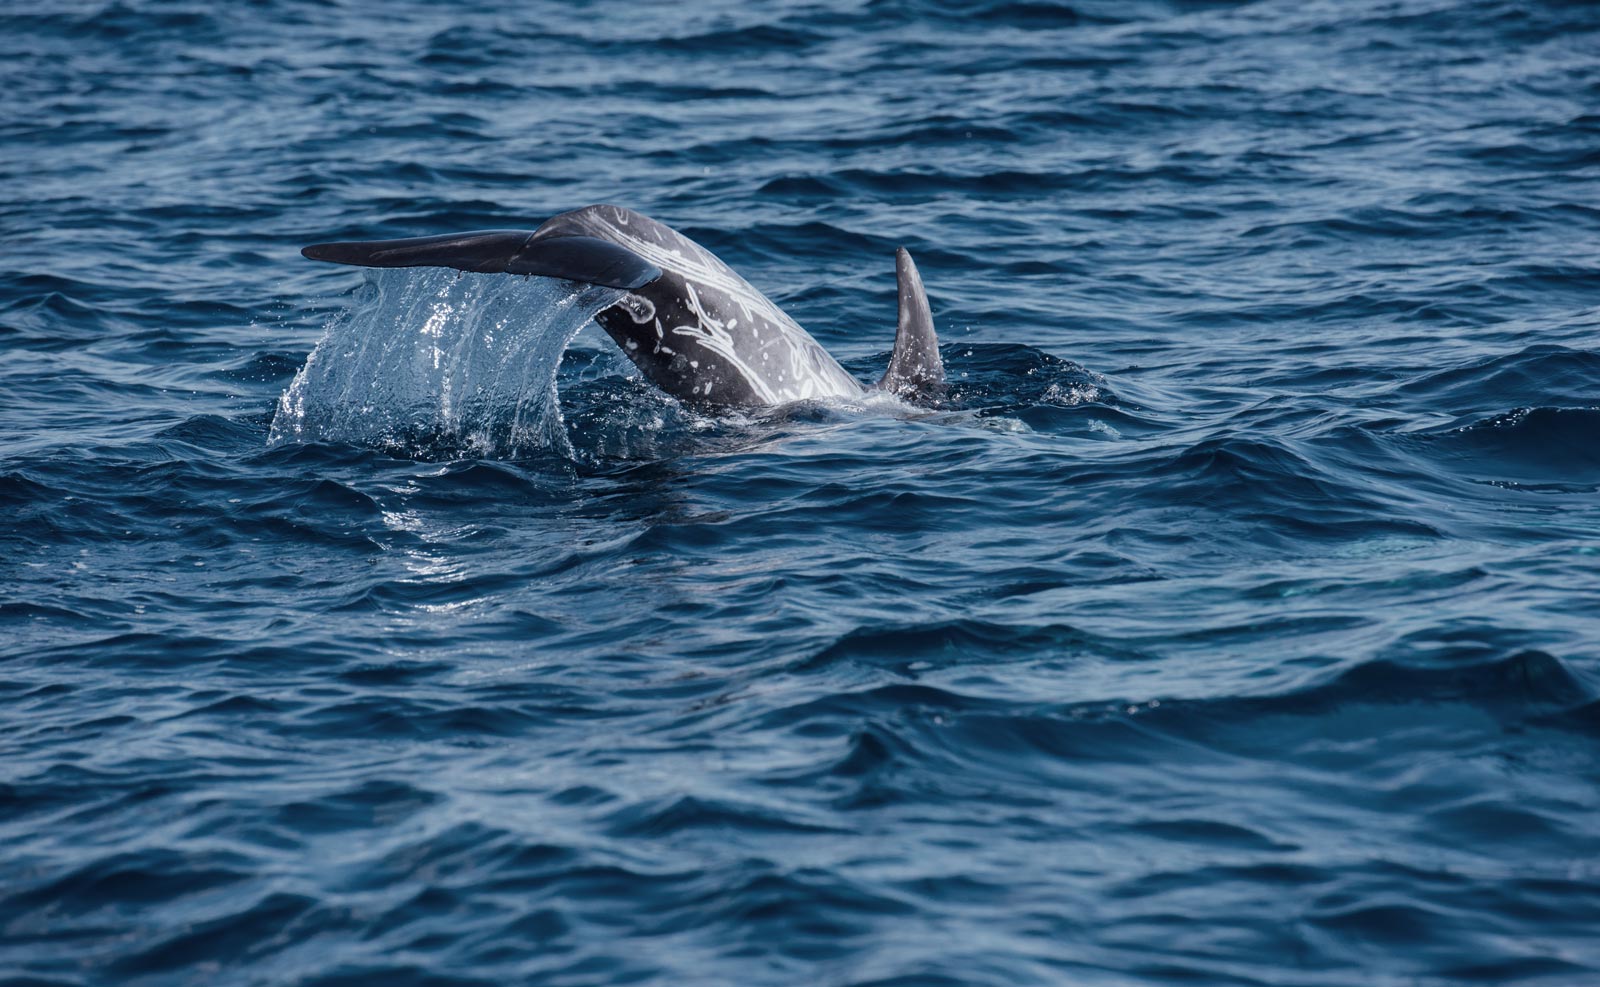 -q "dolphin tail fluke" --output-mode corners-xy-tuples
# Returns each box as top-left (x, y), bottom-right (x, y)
(300, 231), (661, 290)
(876, 247), (944, 400)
